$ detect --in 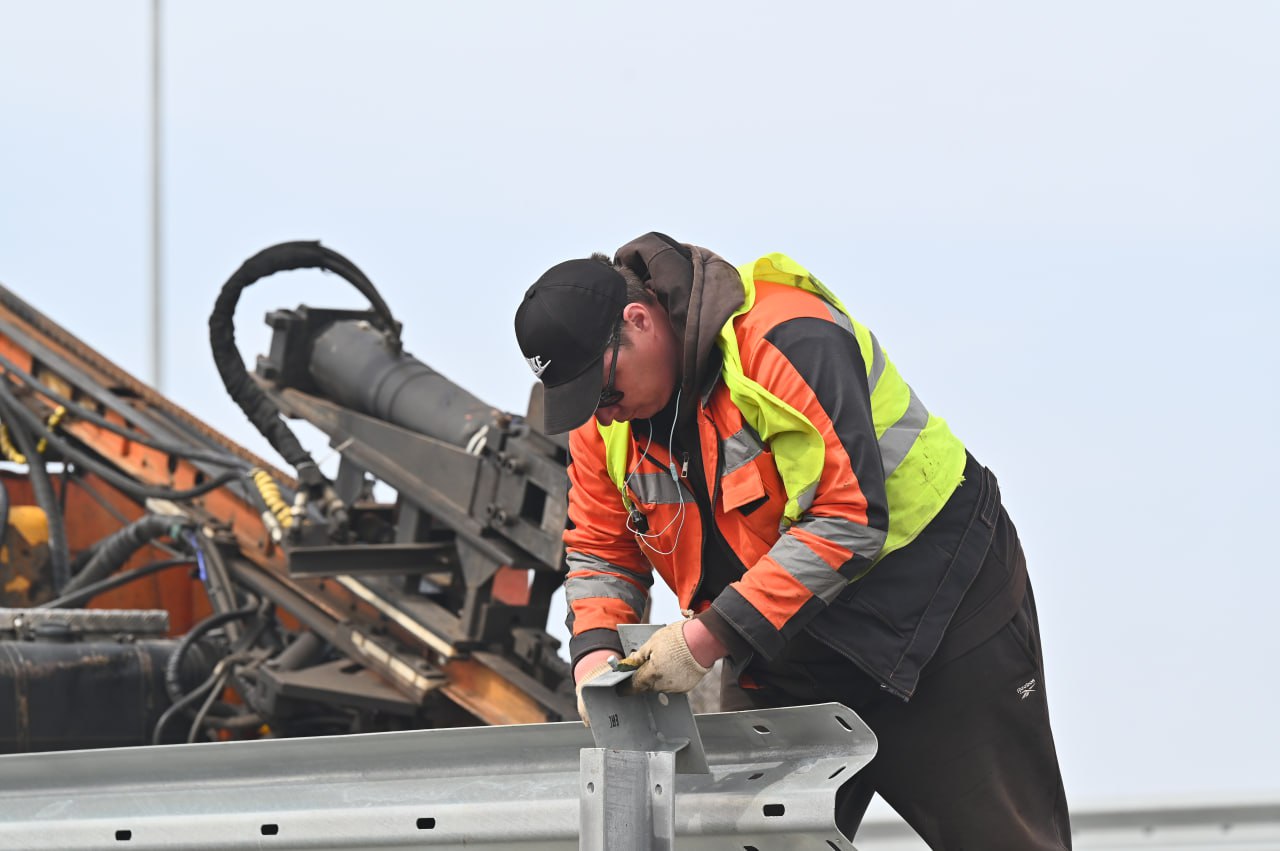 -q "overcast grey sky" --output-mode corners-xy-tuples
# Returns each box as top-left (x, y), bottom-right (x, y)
(1, 0), (1277, 811)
